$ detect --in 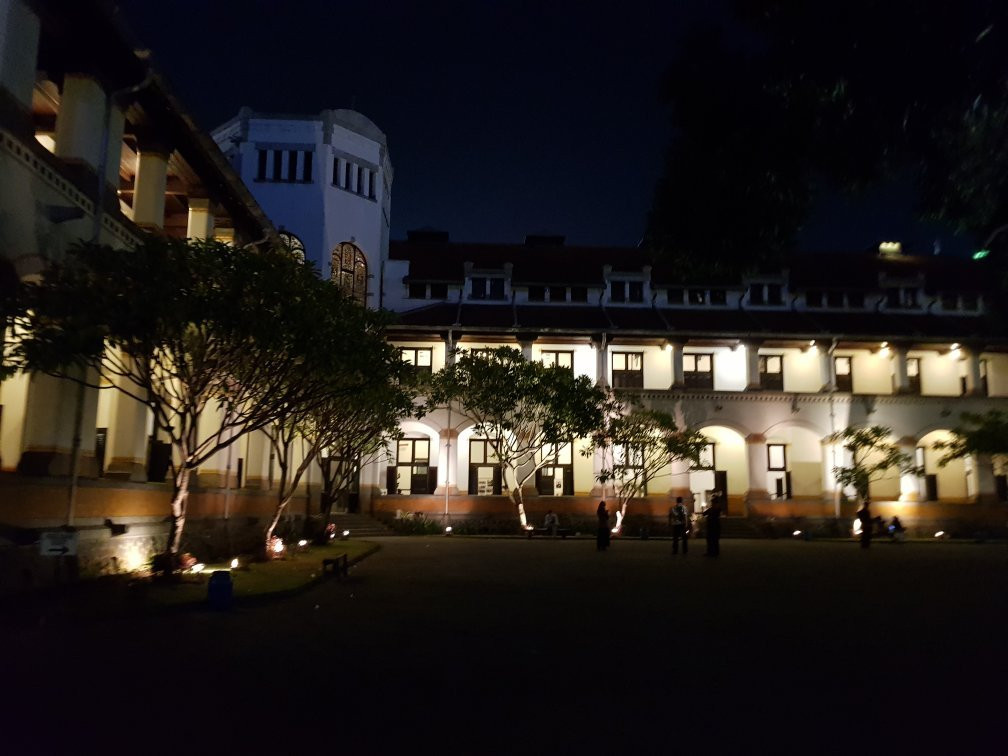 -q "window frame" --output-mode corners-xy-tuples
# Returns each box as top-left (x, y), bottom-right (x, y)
(400, 346), (433, 375)
(683, 352), (714, 390)
(541, 350), (574, 372)
(758, 354), (784, 391)
(834, 355), (853, 392)
(611, 351), (644, 389)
